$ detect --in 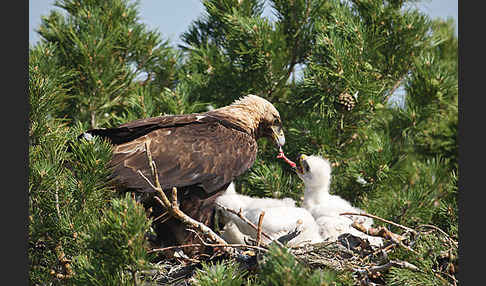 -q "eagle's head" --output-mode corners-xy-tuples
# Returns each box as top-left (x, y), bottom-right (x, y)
(223, 94), (286, 148)
(259, 106), (285, 148)
(295, 154), (332, 189)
